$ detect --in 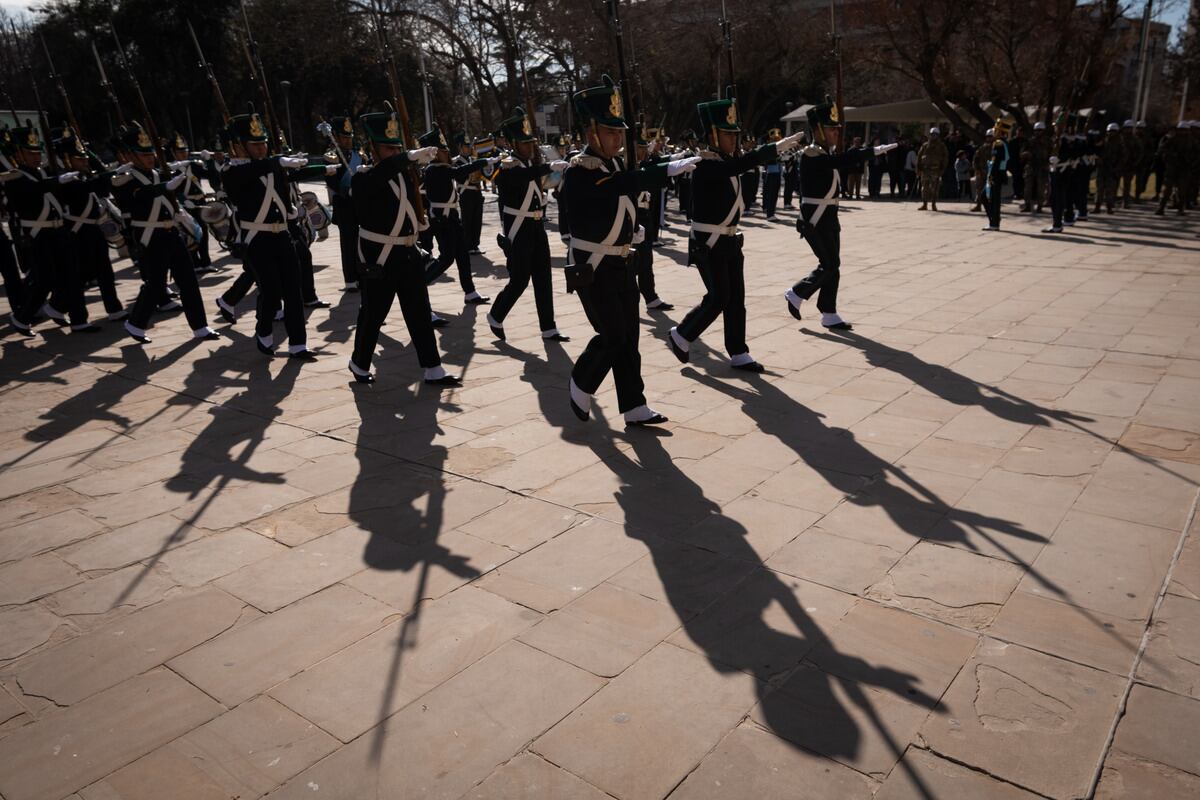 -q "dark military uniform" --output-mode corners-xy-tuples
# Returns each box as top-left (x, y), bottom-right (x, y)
(323, 116), (364, 289)
(4, 125), (90, 334)
(785, 101), (895, 328)
(169, 133), (217, 271)
(984, 136), (1009, 230)
(563, 76), (672, 425)
(420, 125), (487, 301)
(671, 97), (783, 371)
(0, 130), (25, 314)
(454, 133), (486, 253)
(488, 108), (565, 341)
(221, 113), (313, 356)
(348, 111), (456, 385)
